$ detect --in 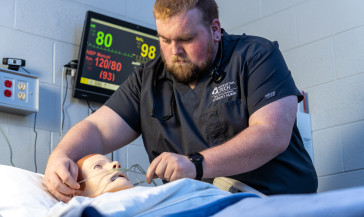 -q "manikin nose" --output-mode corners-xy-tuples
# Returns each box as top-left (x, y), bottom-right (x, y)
(112, 161), (121, 169)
